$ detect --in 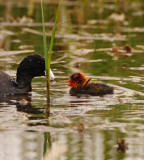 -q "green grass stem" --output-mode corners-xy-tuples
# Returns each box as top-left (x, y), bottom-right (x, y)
(41, 0), (48, 69)
(41, 0), (62, 117)
(48, 0), (62, 62)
